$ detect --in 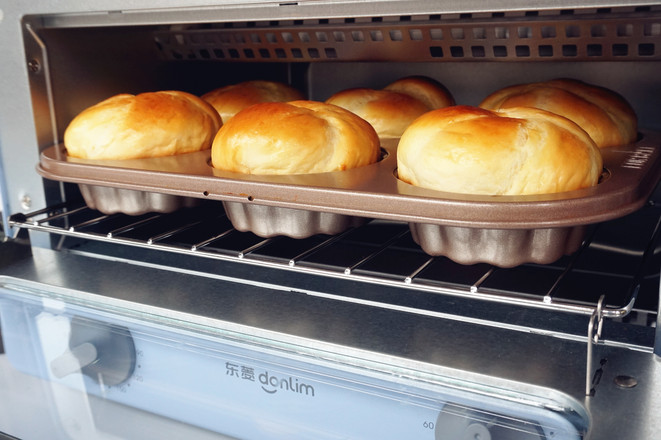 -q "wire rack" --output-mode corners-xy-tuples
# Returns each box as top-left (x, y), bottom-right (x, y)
(9, 200), (661, 320)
